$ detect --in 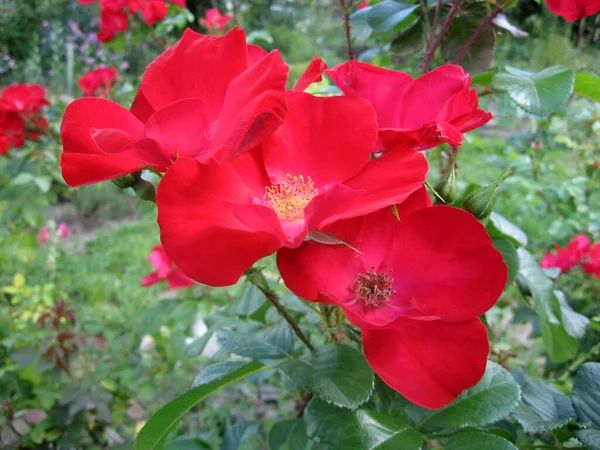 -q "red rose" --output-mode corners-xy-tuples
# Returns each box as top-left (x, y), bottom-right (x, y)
(278, 204), (506, 409)
(541, 234), (591, 274)
(156, 91), (427, 287)
(546, 0), (600, 22)
(78, 67), (119, 97)
(129, 0), (168, 26)
(199, 8), (233, 31)
(326, 62), (492, 151)
(583, 243), (600, 279)
(141, 245), (195, 289)
(60, 28), (289, 186)
(98, 9), (129, 42)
